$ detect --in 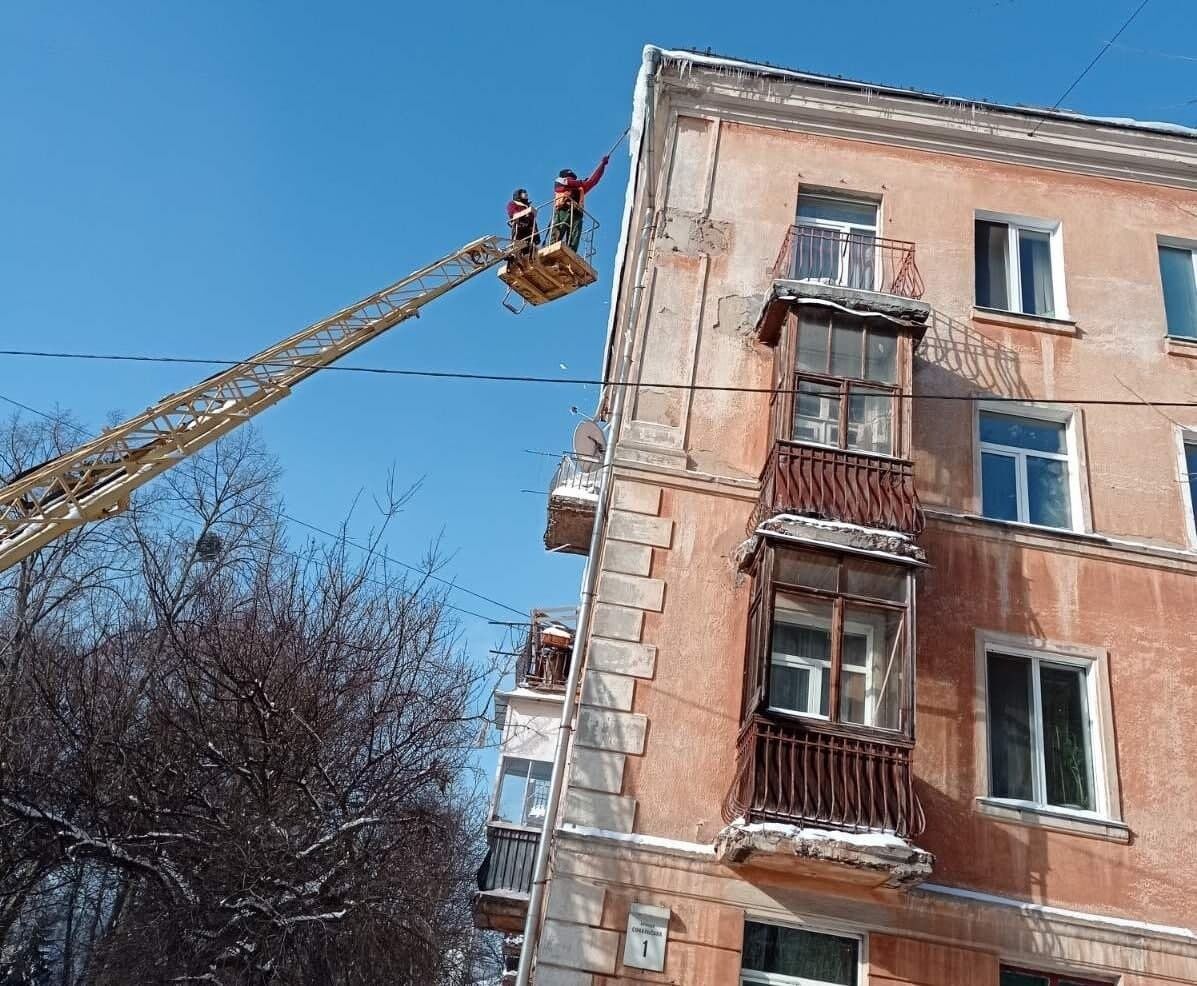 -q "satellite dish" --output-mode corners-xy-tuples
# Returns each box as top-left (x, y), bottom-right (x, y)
(572, 419), (606, 472)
